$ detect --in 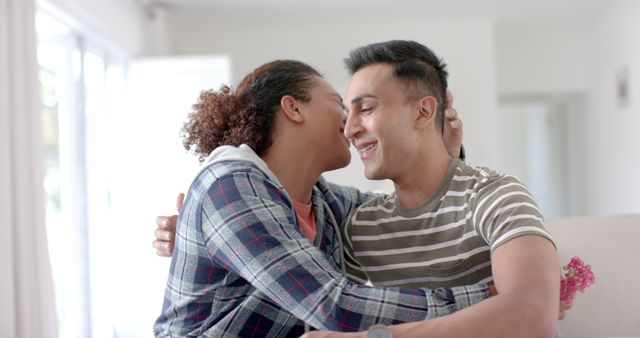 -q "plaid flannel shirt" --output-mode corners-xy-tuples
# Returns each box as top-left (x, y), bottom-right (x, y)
(154, 153), (489, 337)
